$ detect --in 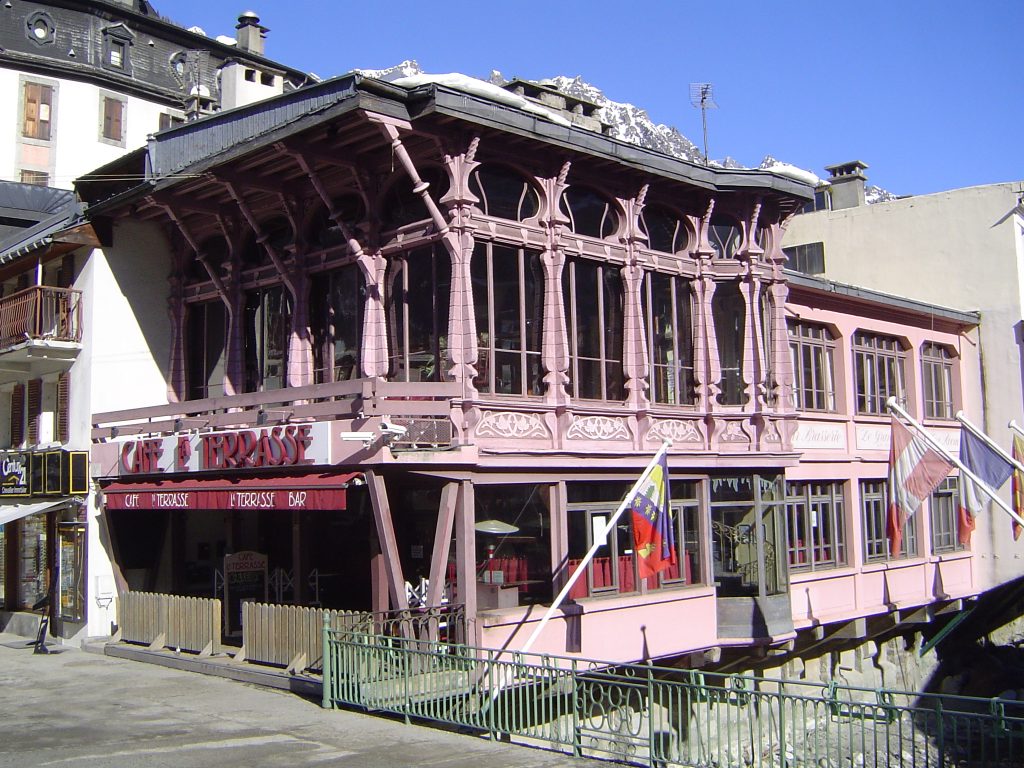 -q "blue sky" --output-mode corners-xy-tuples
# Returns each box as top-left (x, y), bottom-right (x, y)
(161, 1), (1022, 197)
